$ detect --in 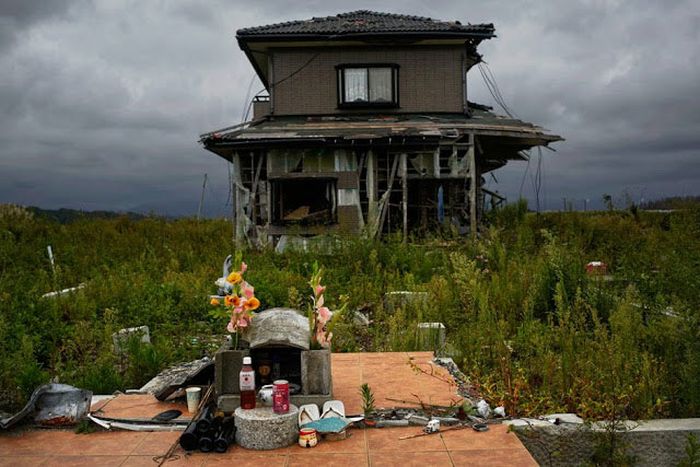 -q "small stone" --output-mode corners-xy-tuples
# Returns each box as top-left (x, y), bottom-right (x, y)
(416, 322), (446, 351)
(542, 413), (584, 424)
(435, 417), (460, 426)
(112, 326), (150, 354)
(377, 419), (409, 428)
(408, 414), (429, 426)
